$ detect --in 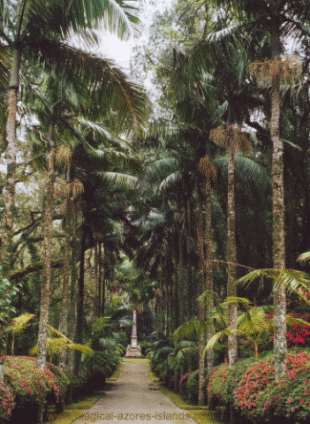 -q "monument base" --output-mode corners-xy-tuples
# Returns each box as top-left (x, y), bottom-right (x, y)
(125, 344), (142, 358)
